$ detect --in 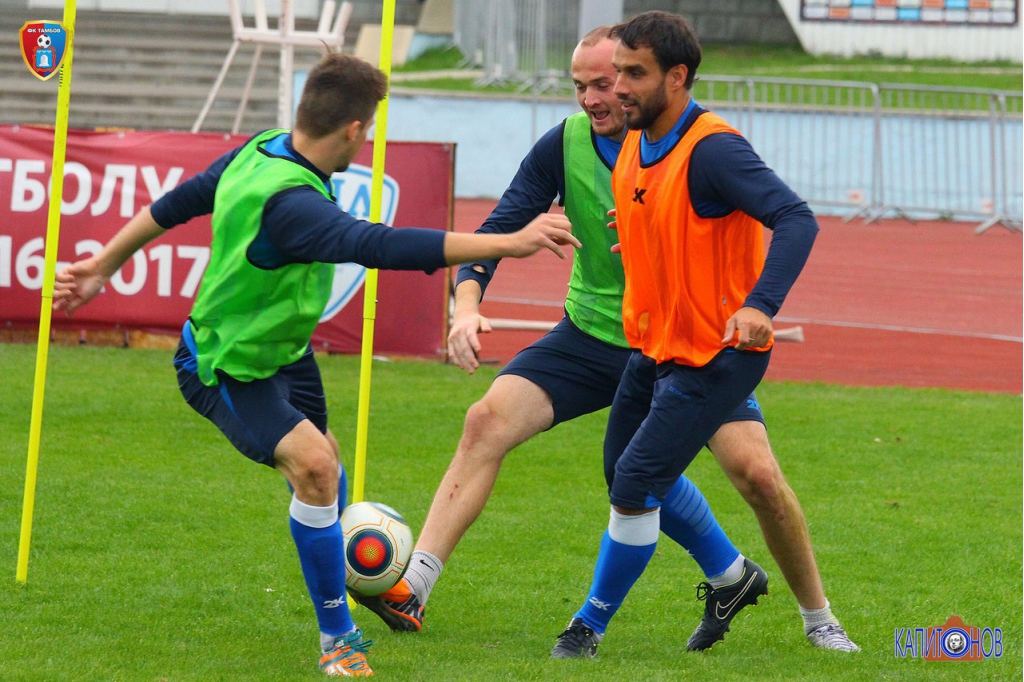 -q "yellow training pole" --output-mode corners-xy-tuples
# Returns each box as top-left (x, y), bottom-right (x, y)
(351, 0), (396, 505)
(17, 0), (77, 584)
